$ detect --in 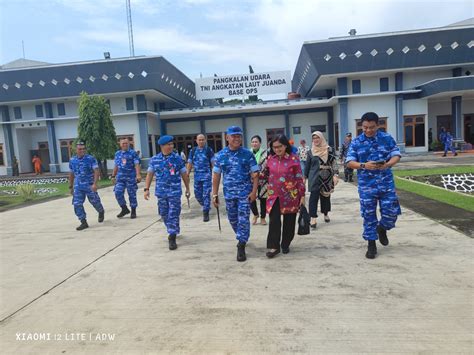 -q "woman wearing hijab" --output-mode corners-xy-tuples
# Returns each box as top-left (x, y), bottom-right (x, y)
(304, 131), (339, 229)
(250, 135), (269, 225)
(265, 135), (305, 257)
